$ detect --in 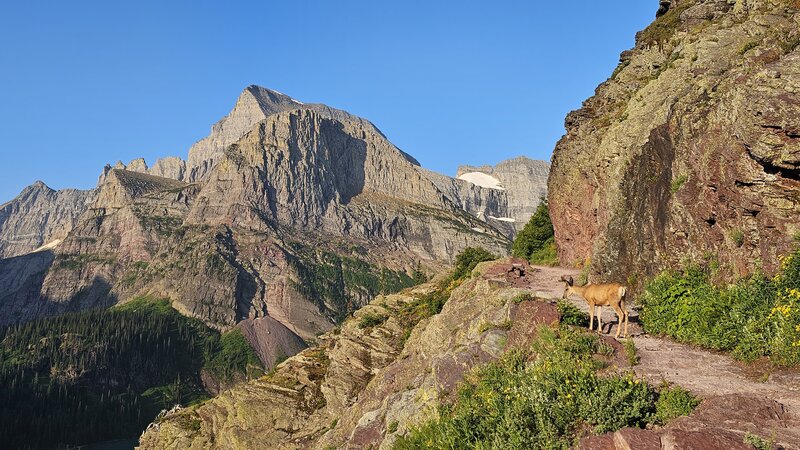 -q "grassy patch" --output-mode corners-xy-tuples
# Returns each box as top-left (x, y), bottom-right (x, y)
(744, 432), (775, 450)
(638, 1), (693, 50)
(56, 252), (117, 270)
(396, 247), (494, 344)
(205, 328), (264, 383)
(513, 293), (534, 304)
(738, 40), (759, 55)
(639, 248), (800, 366)
(652, 383), (699, 425)
(670, 174), (688, 194)
(395, 326), (687, 449)
(731, 229), (745, 248)
(624, 338), (639, 366)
